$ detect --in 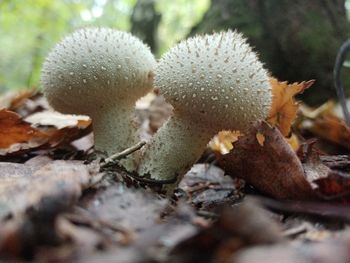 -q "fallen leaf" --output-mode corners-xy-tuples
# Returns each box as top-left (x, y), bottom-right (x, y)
(297, 141), (330, 185)
(0, 156), (52, 193)
(0, 159), (95, 218)
(179, 164), (244, 209)
(313, 170), (350, 202)
(82, 203), (198, 263)
(303, 112), (350, 150)
(233, 237), (350, 263)
(297, 142), (350, 202)
(170, 199), (283, 263)
(320, 155), (350, 170)
(56, 217), (106, 251)
(82, 184), (167, 232)
(0, 109), (92, 156)
(0, 159), (98, 259)
(267, 78), (314, 136)
(0, 110), (48, 155)
(258, 195), (350, 223)
(25, 111), (91, 129)
(219, 121), (315, 200)
(25, 111), (92, 149)
(0, 90), (36, 111)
